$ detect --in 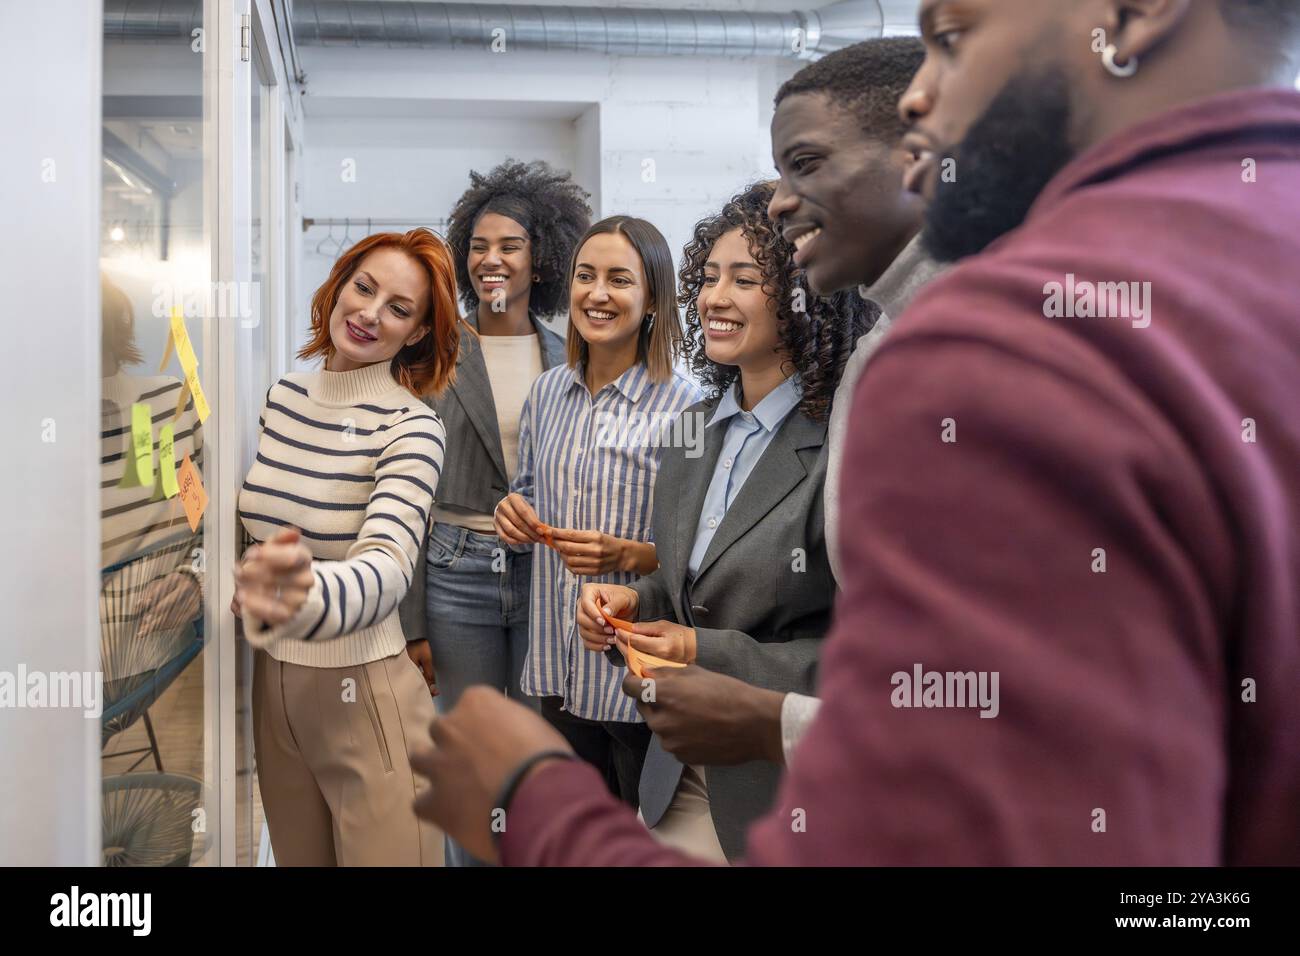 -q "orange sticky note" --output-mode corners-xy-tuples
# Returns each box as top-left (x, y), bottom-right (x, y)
(536, 522), (555, 548)
(621, 635), (687, 679)
(176, 452), (208, 533)
(598, 605), (637, 633)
